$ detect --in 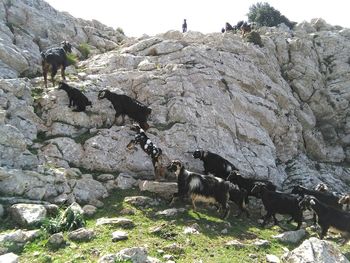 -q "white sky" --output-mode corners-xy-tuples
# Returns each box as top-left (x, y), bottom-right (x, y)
(45, 0), (350, 37)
